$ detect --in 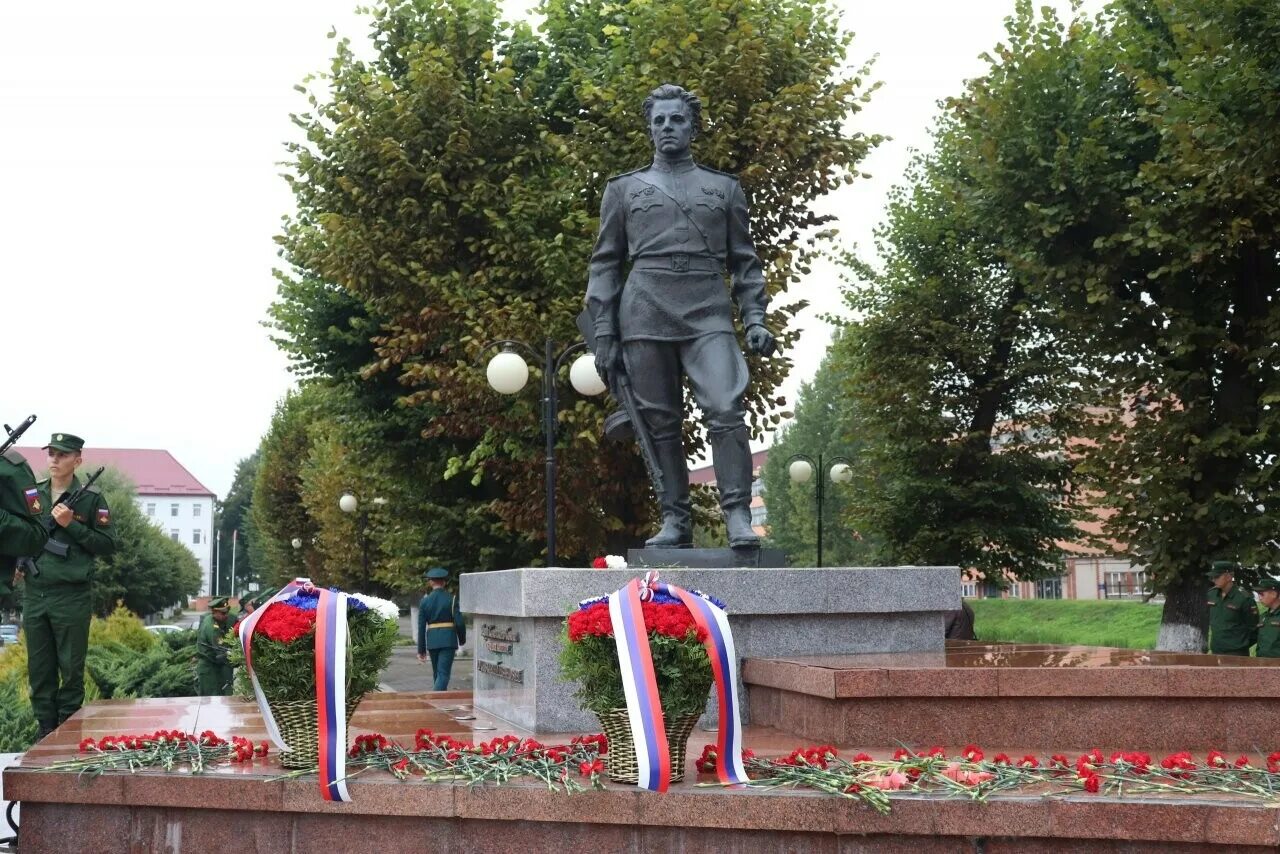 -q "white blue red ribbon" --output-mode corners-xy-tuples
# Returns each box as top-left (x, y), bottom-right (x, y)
(314, 587), (351, 802)
(237, 577), (353, 803)
(607, 571), (748, 791)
